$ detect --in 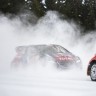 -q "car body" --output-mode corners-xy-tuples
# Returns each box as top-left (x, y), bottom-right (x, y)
(11, 44), (81, 69)
(87, 54), (96, 81)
